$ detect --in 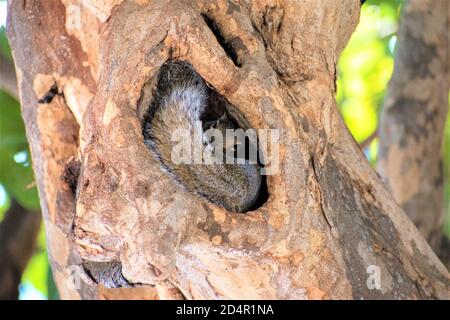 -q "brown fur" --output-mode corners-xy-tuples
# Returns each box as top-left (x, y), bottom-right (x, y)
(143, 61), (261, 212)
